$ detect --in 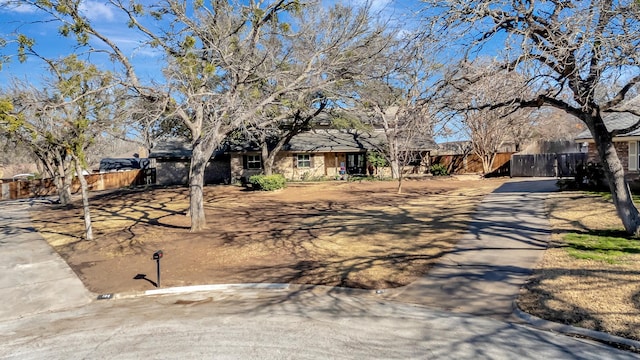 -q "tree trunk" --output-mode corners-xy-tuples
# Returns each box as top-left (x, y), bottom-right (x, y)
(52, 173), (70, 205)
(73, 158), (93, 241)
(262, 143), (274, 176)
(59, 159), (73, 206)
(390, 159), (400, 179)
(396, 173), (403, 194)
(590, 116), (640, 236)
(40, 155), (70, 206)
(188, 136), (218, 232)
(262, 132), (294, 177)
(480, 153), (495, 174)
